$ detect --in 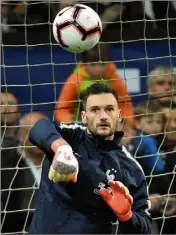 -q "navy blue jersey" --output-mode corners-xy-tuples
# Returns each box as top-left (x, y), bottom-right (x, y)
(29, 119), (152, 234)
